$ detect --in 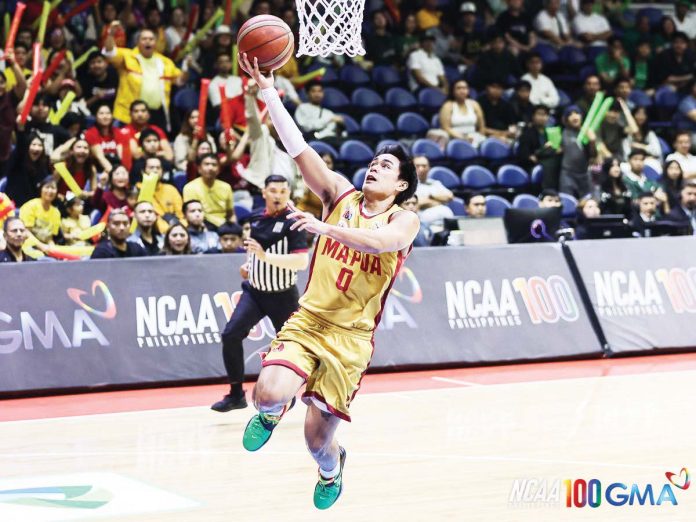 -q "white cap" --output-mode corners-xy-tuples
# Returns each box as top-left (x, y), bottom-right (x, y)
(460, 2), (476, 13)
